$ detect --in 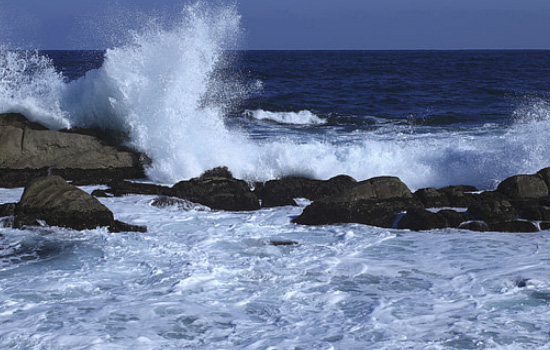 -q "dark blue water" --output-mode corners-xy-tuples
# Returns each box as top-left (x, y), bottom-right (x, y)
(45, 50), (550, 128)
